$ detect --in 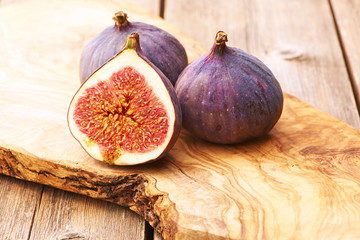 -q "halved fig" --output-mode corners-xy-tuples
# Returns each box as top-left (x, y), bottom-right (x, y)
(68, 32), (182, 165)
